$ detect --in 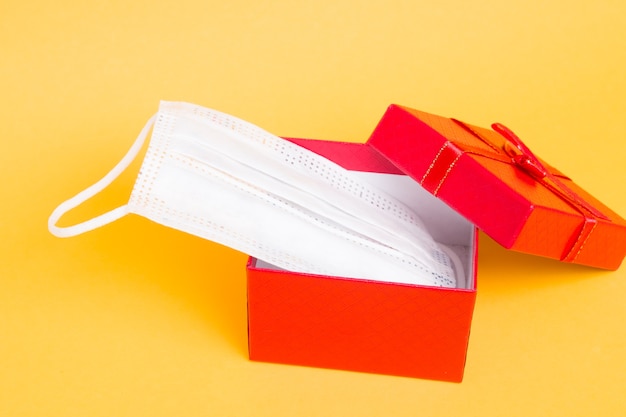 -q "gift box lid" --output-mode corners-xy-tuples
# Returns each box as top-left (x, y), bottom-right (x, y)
(366, 104), (626, 270)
